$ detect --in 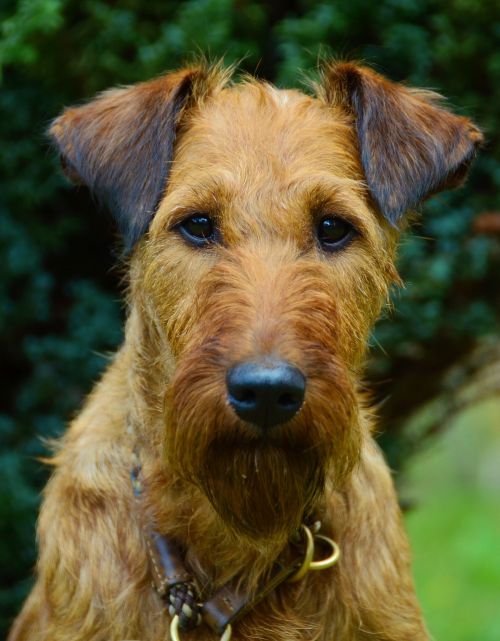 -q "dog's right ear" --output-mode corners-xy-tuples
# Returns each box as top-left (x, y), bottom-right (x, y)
(49, 67), (213, 251)
(320, 62), (483, 225)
